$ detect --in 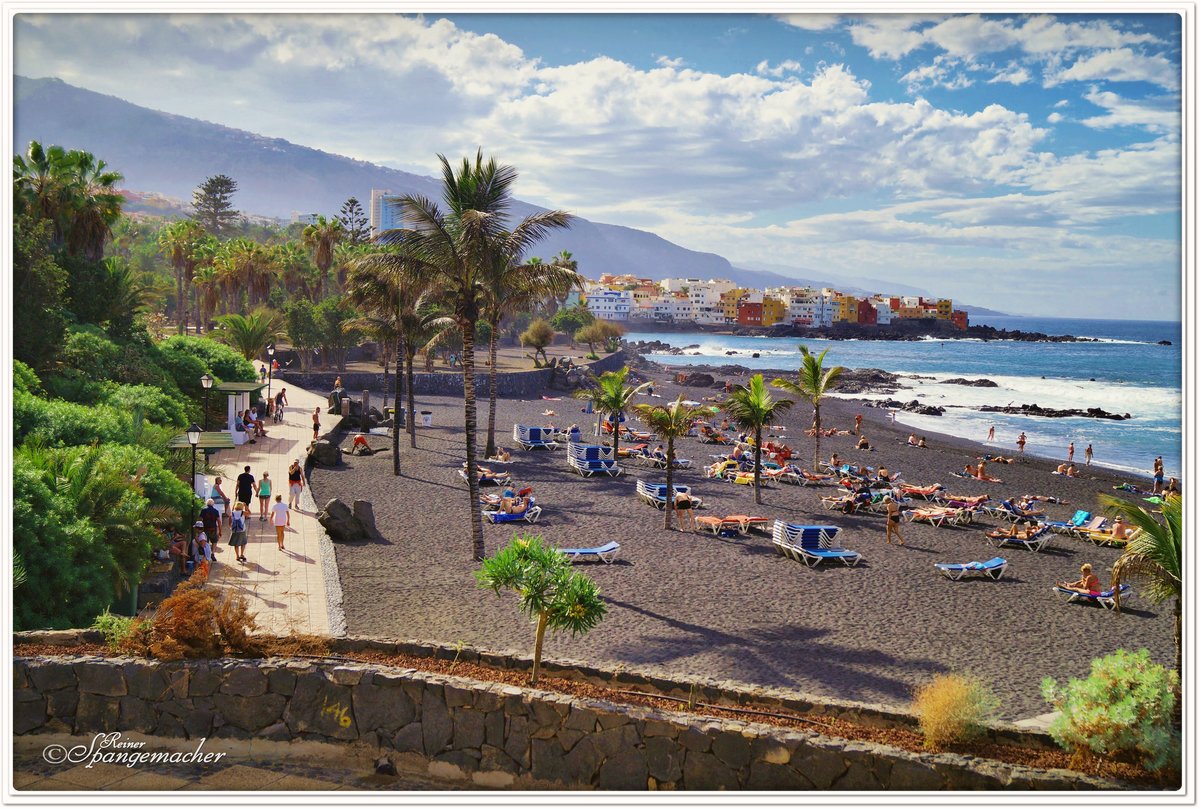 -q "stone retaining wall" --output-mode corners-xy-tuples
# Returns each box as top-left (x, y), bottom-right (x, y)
(14, 654), (1122, 791)
(279, 351), (627, 399)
